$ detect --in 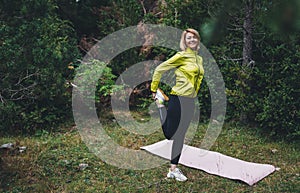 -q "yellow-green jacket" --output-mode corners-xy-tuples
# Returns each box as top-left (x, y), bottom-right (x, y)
(151, 48), (204, 98)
